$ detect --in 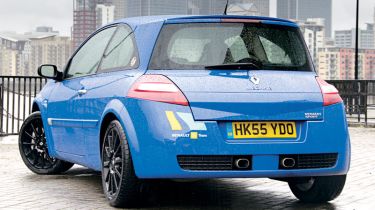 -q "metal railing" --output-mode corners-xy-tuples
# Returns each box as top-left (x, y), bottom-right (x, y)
(0, 76), (47, 136)
(0, 76), (374, 136)
(327, 80), (375, 125)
